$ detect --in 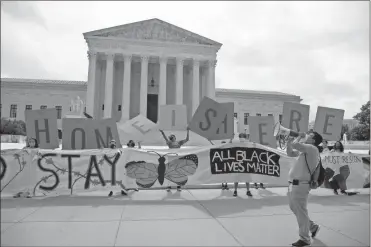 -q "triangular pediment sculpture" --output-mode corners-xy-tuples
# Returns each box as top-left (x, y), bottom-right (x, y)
(83, 18), (221, 46)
